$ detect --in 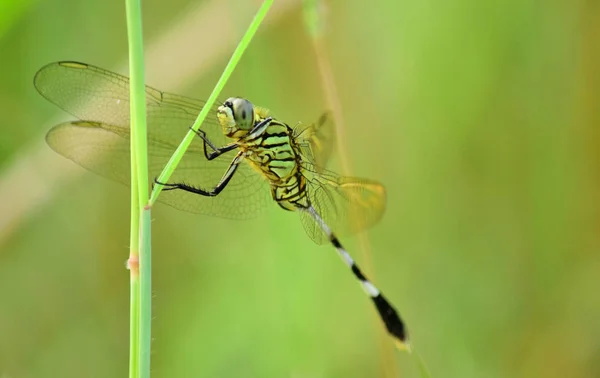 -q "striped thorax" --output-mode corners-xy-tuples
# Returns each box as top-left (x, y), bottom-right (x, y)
(217, 97), (309, 211)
